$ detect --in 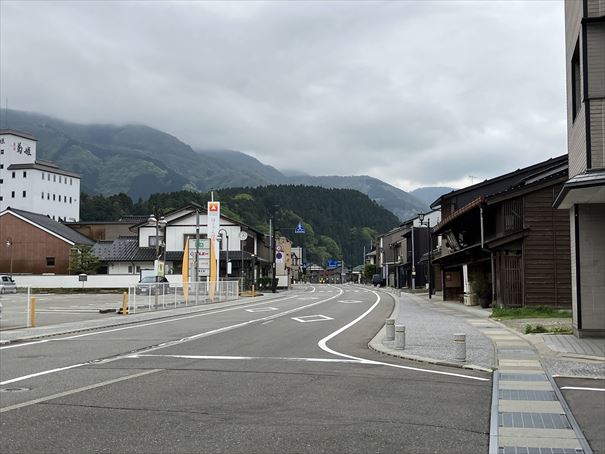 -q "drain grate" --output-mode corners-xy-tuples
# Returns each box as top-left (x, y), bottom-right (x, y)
(499, 390), (558, 401)
(499, 447), (583, 454)
(499, 373), (548, 382)
(497, 348), (537, 356)
(499, 412), (571, 429)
